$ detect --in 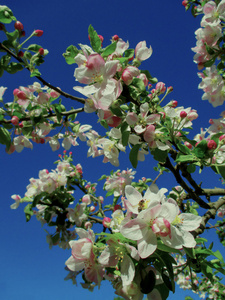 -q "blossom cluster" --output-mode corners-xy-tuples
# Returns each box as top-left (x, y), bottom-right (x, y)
(191, 0), (225, 107)
(65, 181), (202, 299)
(174, 253), (225, 299)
